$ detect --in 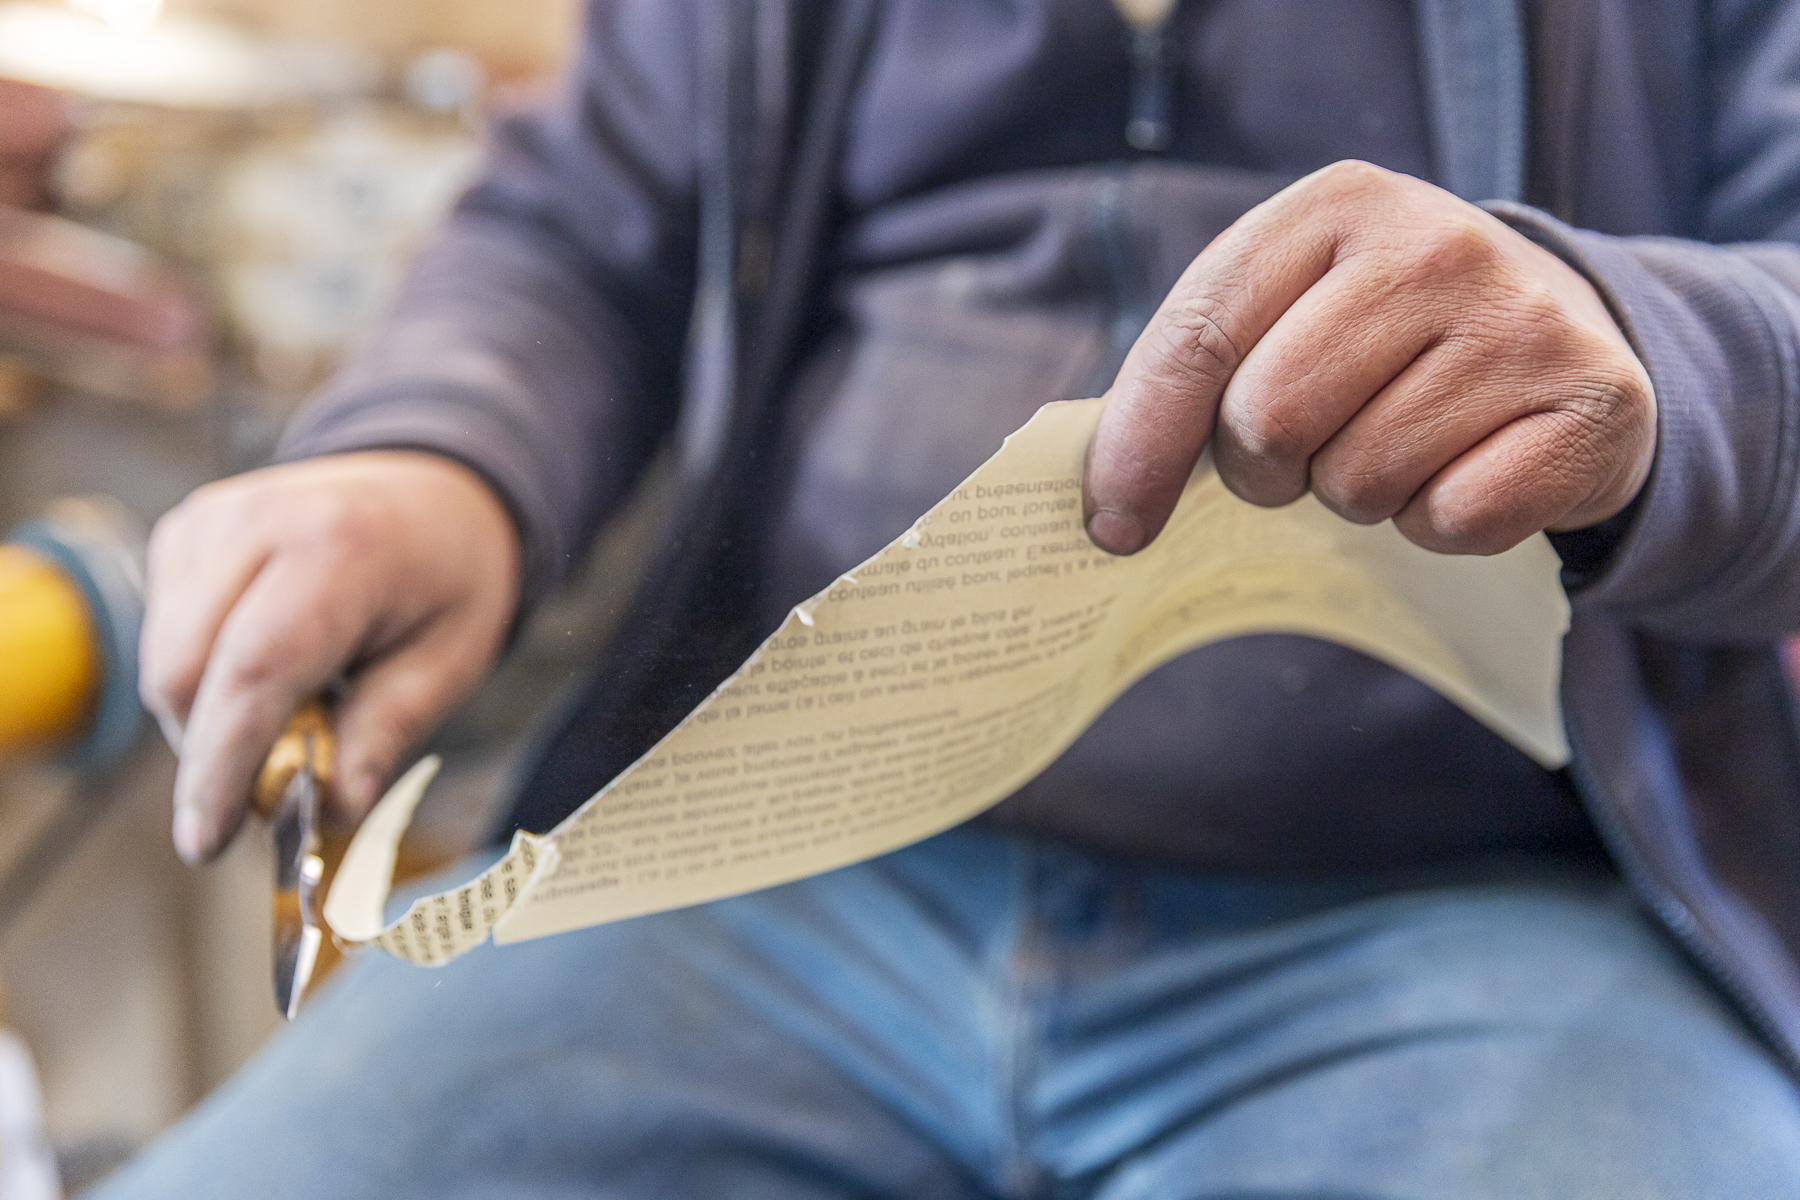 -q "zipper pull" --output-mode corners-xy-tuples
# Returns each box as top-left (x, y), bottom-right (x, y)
(1113, 0), (1180, 152)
